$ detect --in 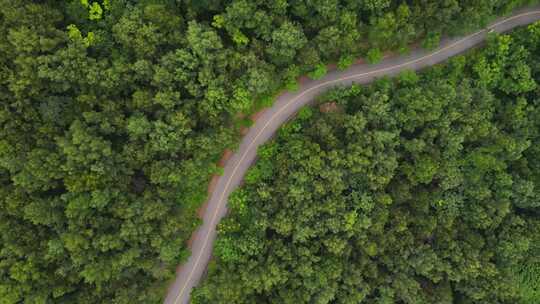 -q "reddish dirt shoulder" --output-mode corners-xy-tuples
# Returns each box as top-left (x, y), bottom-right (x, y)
(250, 108), (266, 121)
(319, 102), (340, 113)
